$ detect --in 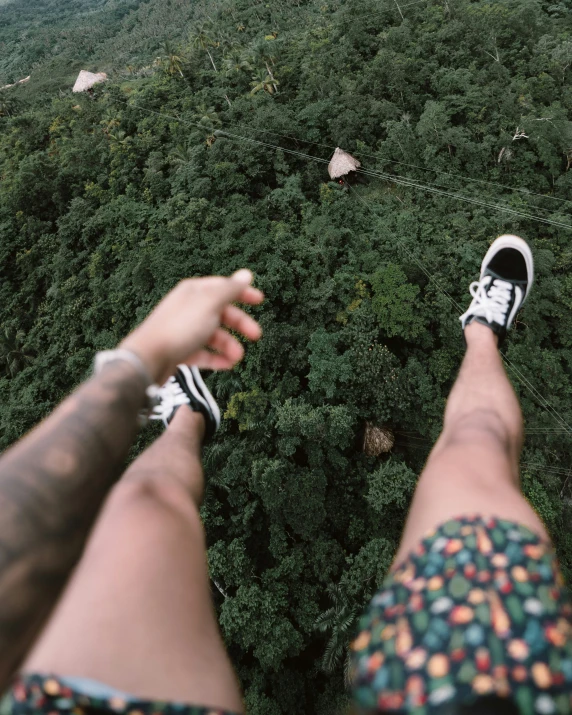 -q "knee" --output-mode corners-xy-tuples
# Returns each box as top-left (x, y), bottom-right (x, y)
(101, 479), (206, 544)
(441, 407), (522, 456)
